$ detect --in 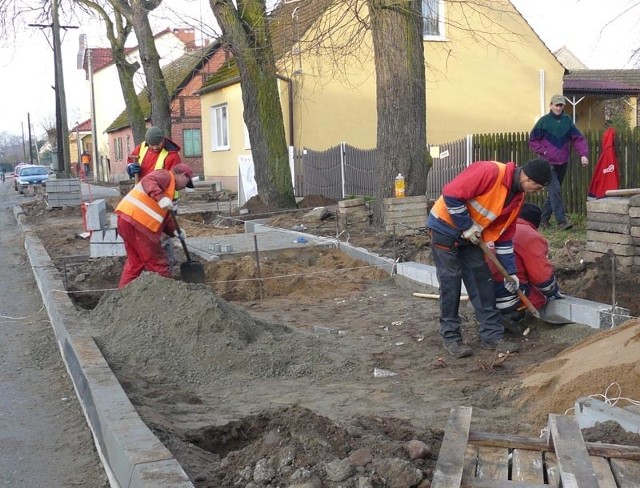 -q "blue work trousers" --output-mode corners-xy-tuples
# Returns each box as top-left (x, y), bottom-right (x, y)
(430, 231), (504, 343)
(541, 163), (569, 225)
